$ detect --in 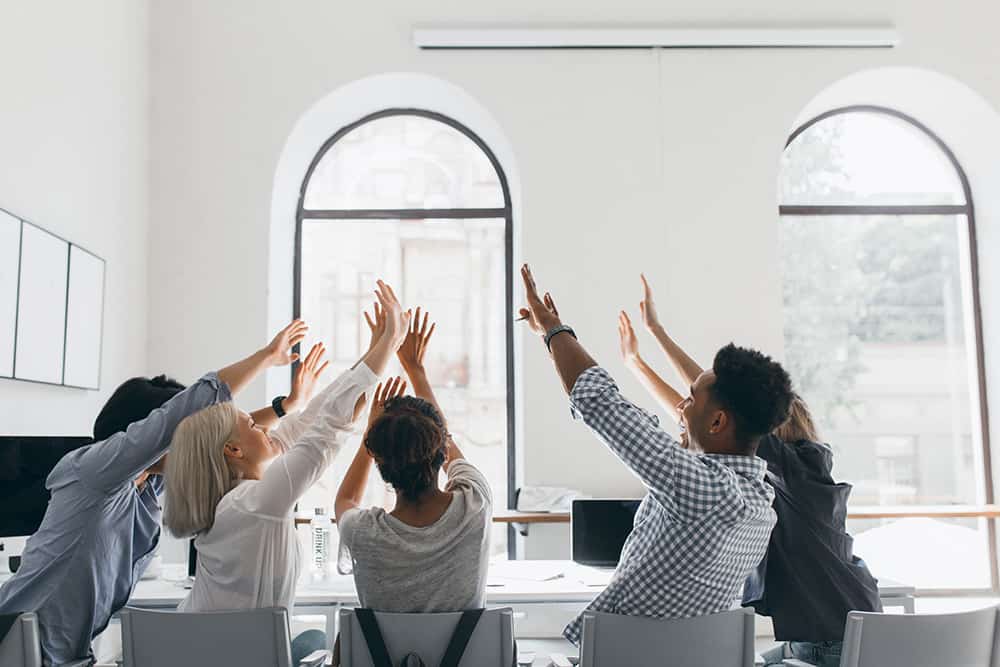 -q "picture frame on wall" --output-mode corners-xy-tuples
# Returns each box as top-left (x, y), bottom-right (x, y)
(0, 207), (106, 390)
